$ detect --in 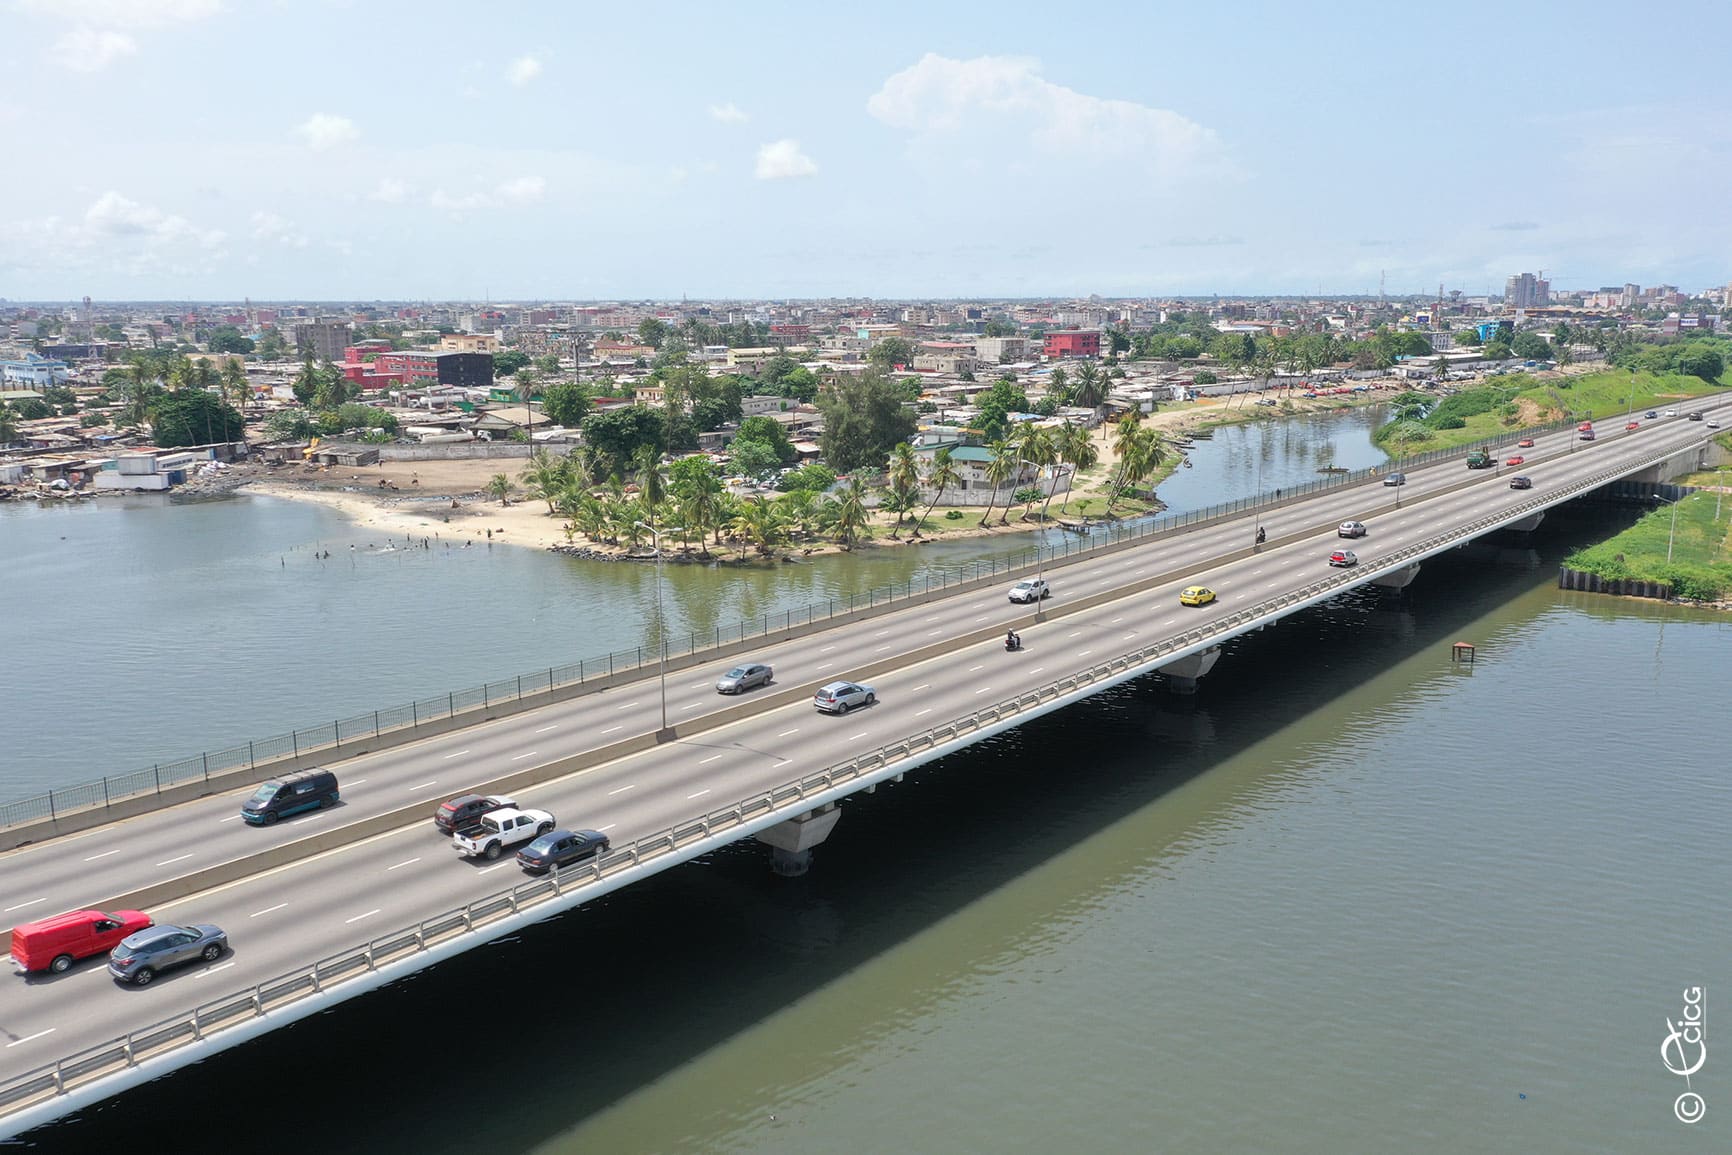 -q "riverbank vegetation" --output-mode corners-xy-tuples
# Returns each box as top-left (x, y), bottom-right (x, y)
(1563, 491), (1732, 601)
